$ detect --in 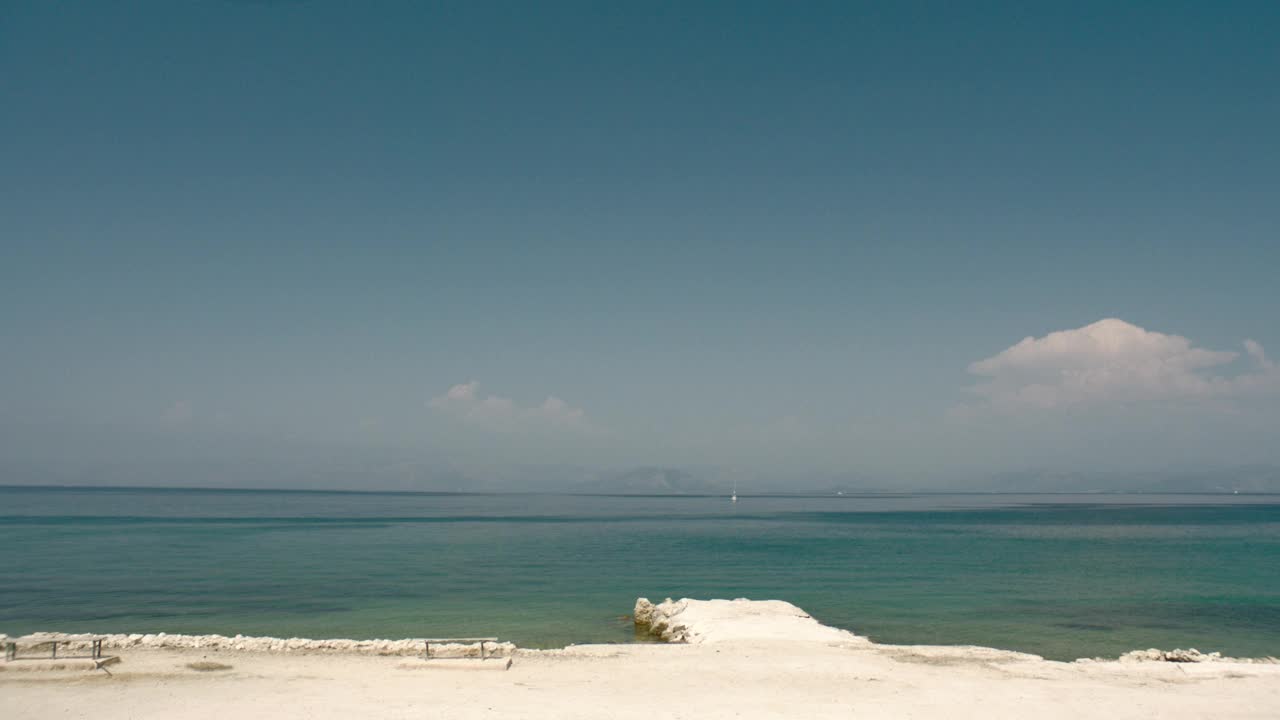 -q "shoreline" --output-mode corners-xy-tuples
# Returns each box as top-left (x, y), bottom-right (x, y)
(6, 598), (1279, 719)
(6, 597), (1276, 664)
